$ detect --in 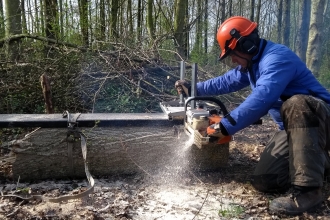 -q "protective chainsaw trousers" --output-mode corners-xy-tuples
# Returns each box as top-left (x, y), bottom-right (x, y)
(251, 95), (330, 193)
